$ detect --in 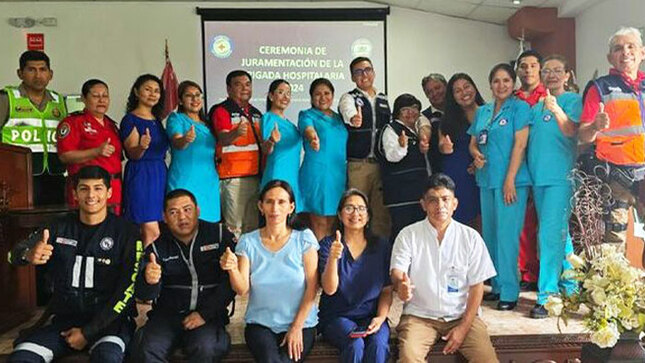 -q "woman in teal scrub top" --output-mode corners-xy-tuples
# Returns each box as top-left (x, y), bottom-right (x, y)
(260, 79), (303, 212)
(467, 63), (531, 311)
(527, 54), (580, 318)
